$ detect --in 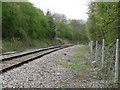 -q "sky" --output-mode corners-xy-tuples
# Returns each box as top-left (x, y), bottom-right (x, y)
(29, 0), (91, 21)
